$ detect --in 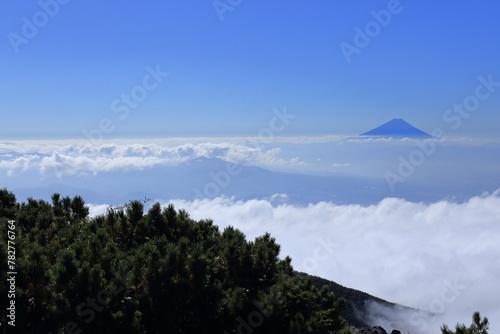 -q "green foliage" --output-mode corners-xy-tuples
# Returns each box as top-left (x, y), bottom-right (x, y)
(299, 273), (403, 329)
(0, 189), (347, 333)
(0, 188), (17, 219)
(441, 311), (489, 334)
